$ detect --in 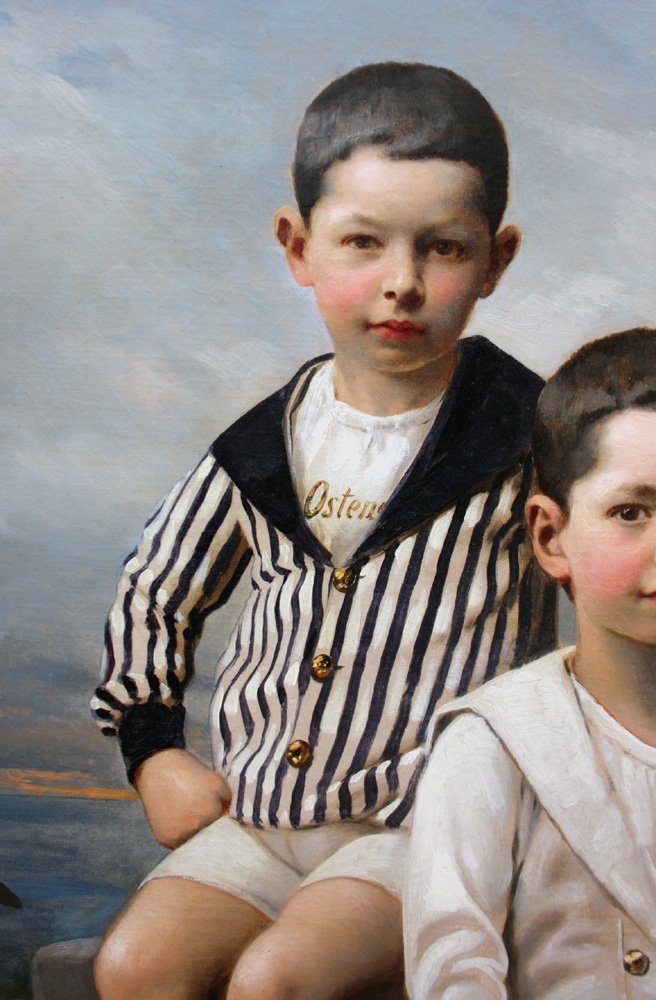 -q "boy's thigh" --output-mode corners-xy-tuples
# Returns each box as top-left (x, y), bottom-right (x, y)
(96, 877), (270, 998)
(228, 829), (408, 999)
(277, 876), (404, 996)
(94, 815), (298, 995)
(96, 821), (407, 999)
(229, 876), (405, 1000)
